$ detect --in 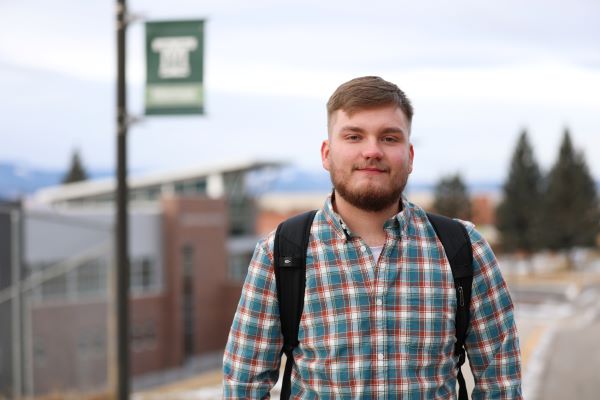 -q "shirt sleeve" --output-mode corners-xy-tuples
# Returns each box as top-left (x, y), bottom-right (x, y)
(464, 224), (523, 399)
(222, 234), (283, 399)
